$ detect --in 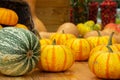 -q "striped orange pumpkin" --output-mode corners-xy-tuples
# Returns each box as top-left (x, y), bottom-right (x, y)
(0, 8), (18, 25)
(65, 37), (94, 61)
(38, 40), (75, 72)
(86, 31), (116, 47)
(90, 32), (120, 56)
(88, 46), (120, 79)
(50, 31), (76, 45)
